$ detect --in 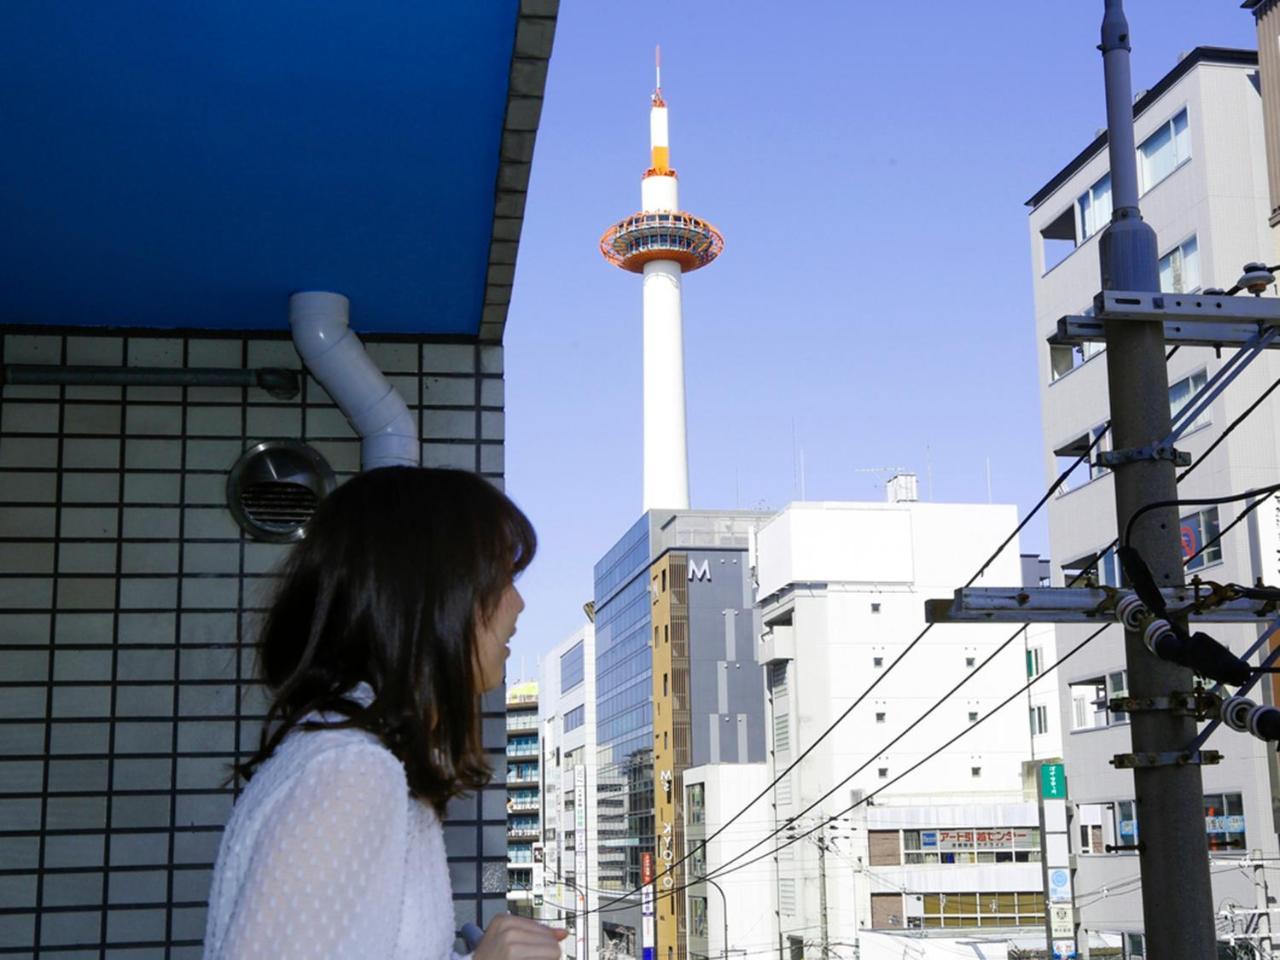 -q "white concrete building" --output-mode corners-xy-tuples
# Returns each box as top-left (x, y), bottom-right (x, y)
(539, 624), (601, 959)
(1026, 46), (1280, 955)
(753, 490), (1051, 954)
(682, 764), (774, 960)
